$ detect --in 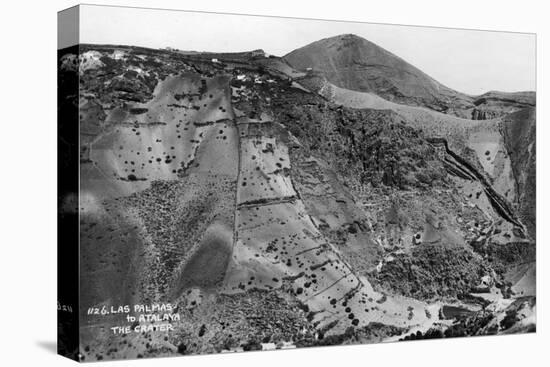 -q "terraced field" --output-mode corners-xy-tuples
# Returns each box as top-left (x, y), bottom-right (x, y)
(59, 39), (535, 361)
